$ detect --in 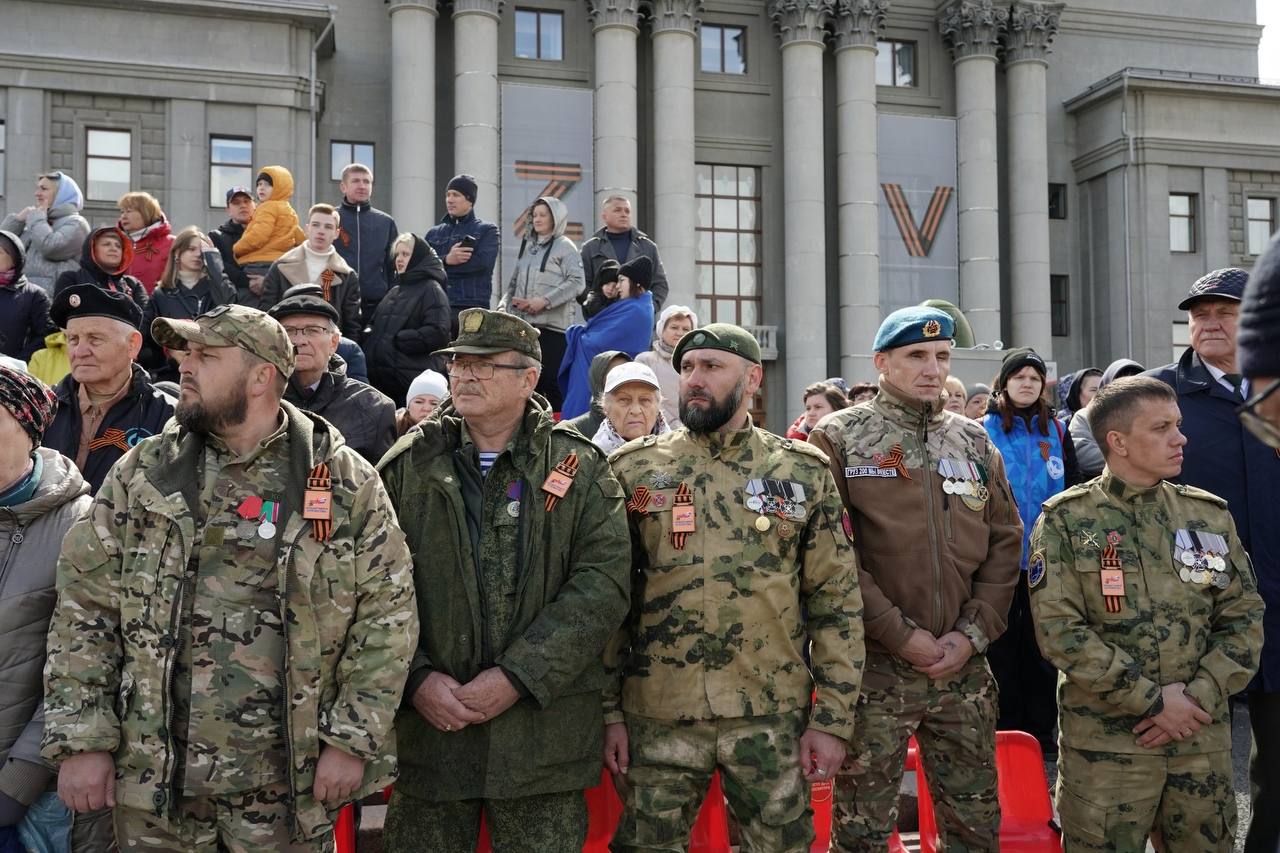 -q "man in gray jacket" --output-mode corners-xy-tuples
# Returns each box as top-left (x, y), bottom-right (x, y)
(579, 195), (668, 314)
(0, 366), (112, 850)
